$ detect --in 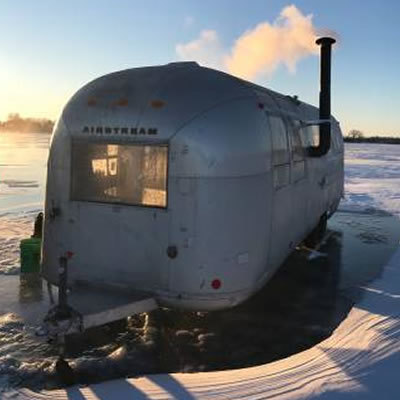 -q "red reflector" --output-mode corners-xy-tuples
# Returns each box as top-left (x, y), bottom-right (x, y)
(211, 279), (221, 290)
